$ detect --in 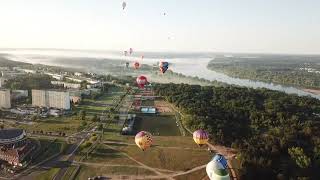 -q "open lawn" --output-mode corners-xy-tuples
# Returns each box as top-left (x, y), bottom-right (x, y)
(36, 168), (60, 180)
(76, 87), (125, 115)
(74, 138), (211, 179)
(15, 116), (81, 135)
(79, 144), (138, 165)
(141, 99), (154, 106)
(75, 165), (155, 180)
(134, 115), (180, 136)
(110, 144), (210, 171)
(33, 138), (69, 164)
